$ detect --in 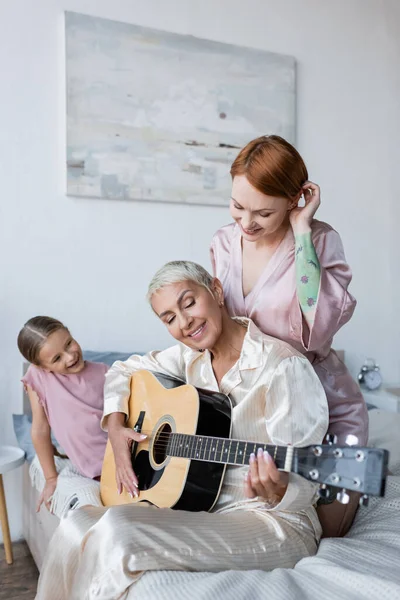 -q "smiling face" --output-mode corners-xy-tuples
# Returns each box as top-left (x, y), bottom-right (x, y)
(38, 328), (85, 375)
(151, 279), (225, 351)
(230, 175), (296, 243)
